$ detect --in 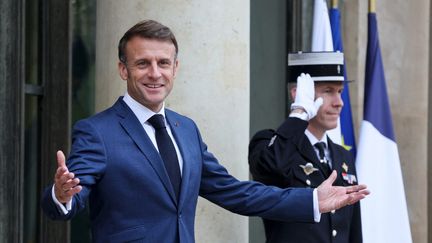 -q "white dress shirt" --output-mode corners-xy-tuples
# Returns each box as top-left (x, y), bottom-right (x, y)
(305, 129), (332, 169)
(123, 92), (184, 174)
